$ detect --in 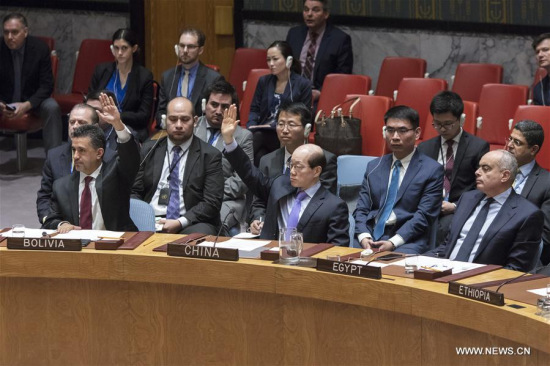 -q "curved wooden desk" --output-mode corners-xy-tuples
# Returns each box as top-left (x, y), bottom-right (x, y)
(1, 235), (549, 365)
